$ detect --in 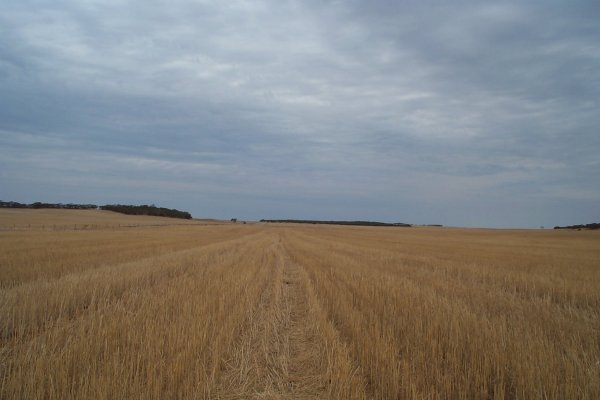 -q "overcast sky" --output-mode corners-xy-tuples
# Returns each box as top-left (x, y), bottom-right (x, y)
(1, 0), (599, 227)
